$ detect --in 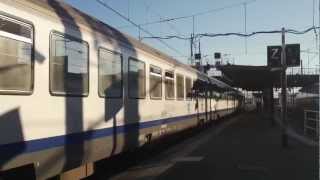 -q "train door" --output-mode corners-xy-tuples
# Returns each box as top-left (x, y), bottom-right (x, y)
(211, 91), (214, 121)
(196, 90), (204, 126)
(233, 95), (236, 112)
(205, 90), (208, 122)
(226, 94), (229, 111)
(194, 89), (200, 123)
(209, 91), (212, 121)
